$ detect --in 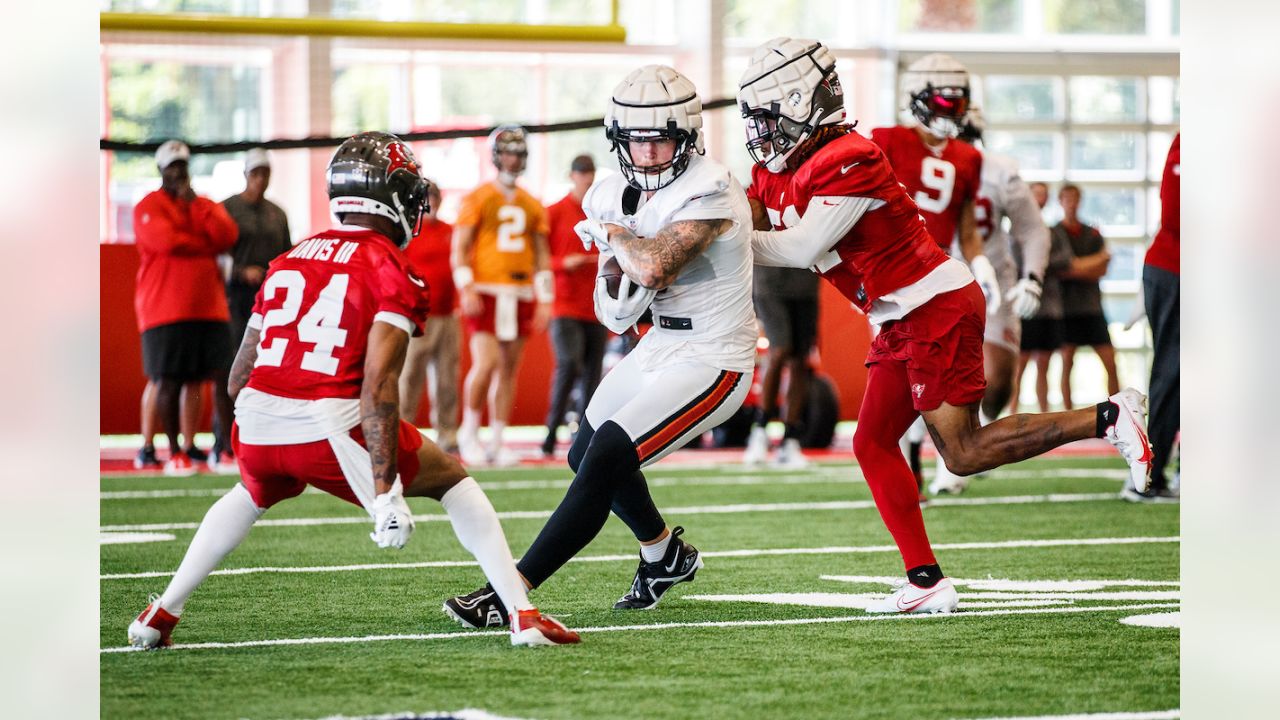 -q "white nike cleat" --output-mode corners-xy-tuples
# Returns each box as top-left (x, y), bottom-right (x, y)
(1105, 388), (1153, 493)
(928, 459), (968, 495)
(772, 438), (810, 469)
(743, 425), (770, 466)
(866, 578), (959, 614)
